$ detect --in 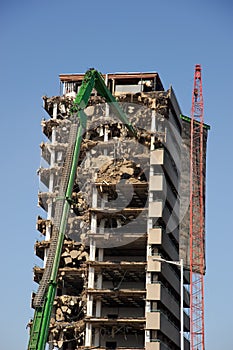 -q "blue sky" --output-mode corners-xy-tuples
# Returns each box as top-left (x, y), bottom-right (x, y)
(0, 1), (232, 349)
